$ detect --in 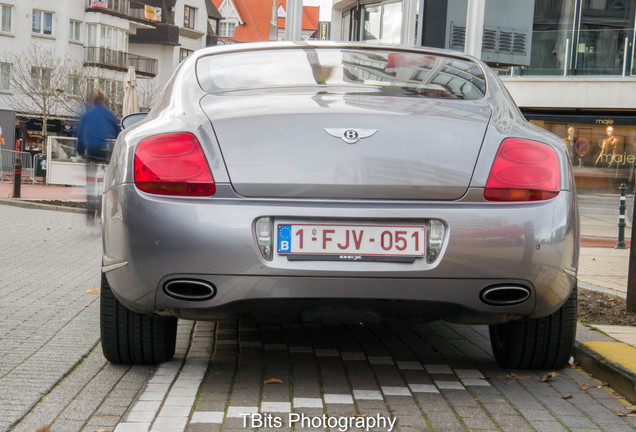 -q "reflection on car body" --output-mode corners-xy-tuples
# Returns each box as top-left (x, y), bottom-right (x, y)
(100, 42), (579, 370)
